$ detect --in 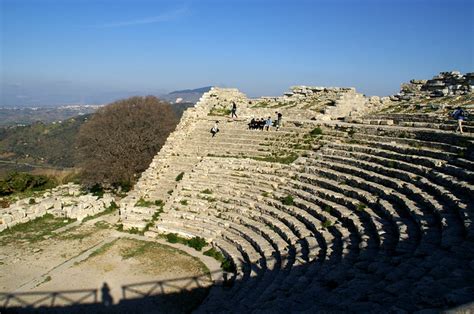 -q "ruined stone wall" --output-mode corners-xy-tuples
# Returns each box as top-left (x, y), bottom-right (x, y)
(0, 183), (114, 231)
(393, 71), (474, 101)
(247, 86), (389, 119)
